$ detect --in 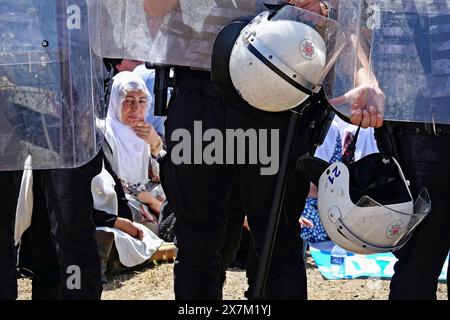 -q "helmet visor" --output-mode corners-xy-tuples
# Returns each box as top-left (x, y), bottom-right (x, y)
(339, 188), (431, 252)
(270, 5), (346, 91)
